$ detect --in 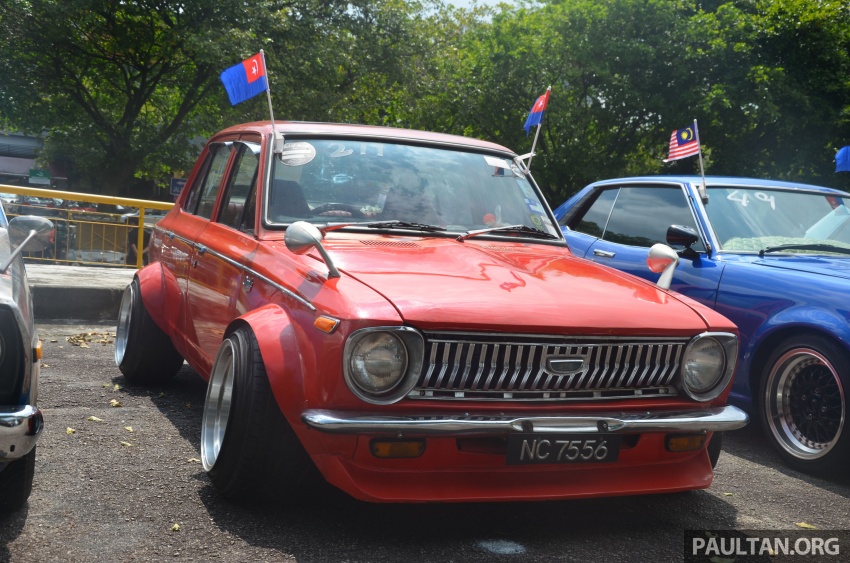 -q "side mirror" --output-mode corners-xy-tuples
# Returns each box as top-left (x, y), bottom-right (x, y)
(647, 243), (679, 290)
(284, 221), (340, 279)
(666, 224), (699, 248)
(1, 215), (55, 273)
(9, 215), (54, 251)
